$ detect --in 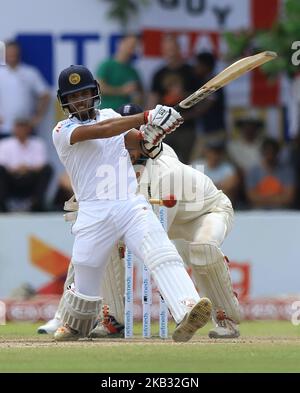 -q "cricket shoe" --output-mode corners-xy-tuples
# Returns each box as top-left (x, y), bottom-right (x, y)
(89, 306), (124, 338)
(54, 324), (81, 341)
(37, 318), (61, 334)
(209, 310), (240, 339)
(172, 297), (212, 343)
